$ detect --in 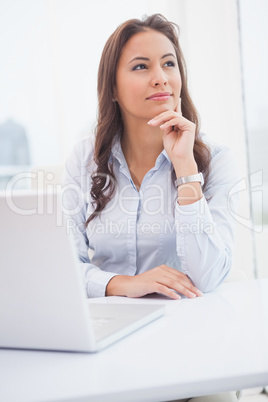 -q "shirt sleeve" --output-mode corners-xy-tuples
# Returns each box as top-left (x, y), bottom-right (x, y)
(175, 146), (240, 292)
(61, 139), (118, 298)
